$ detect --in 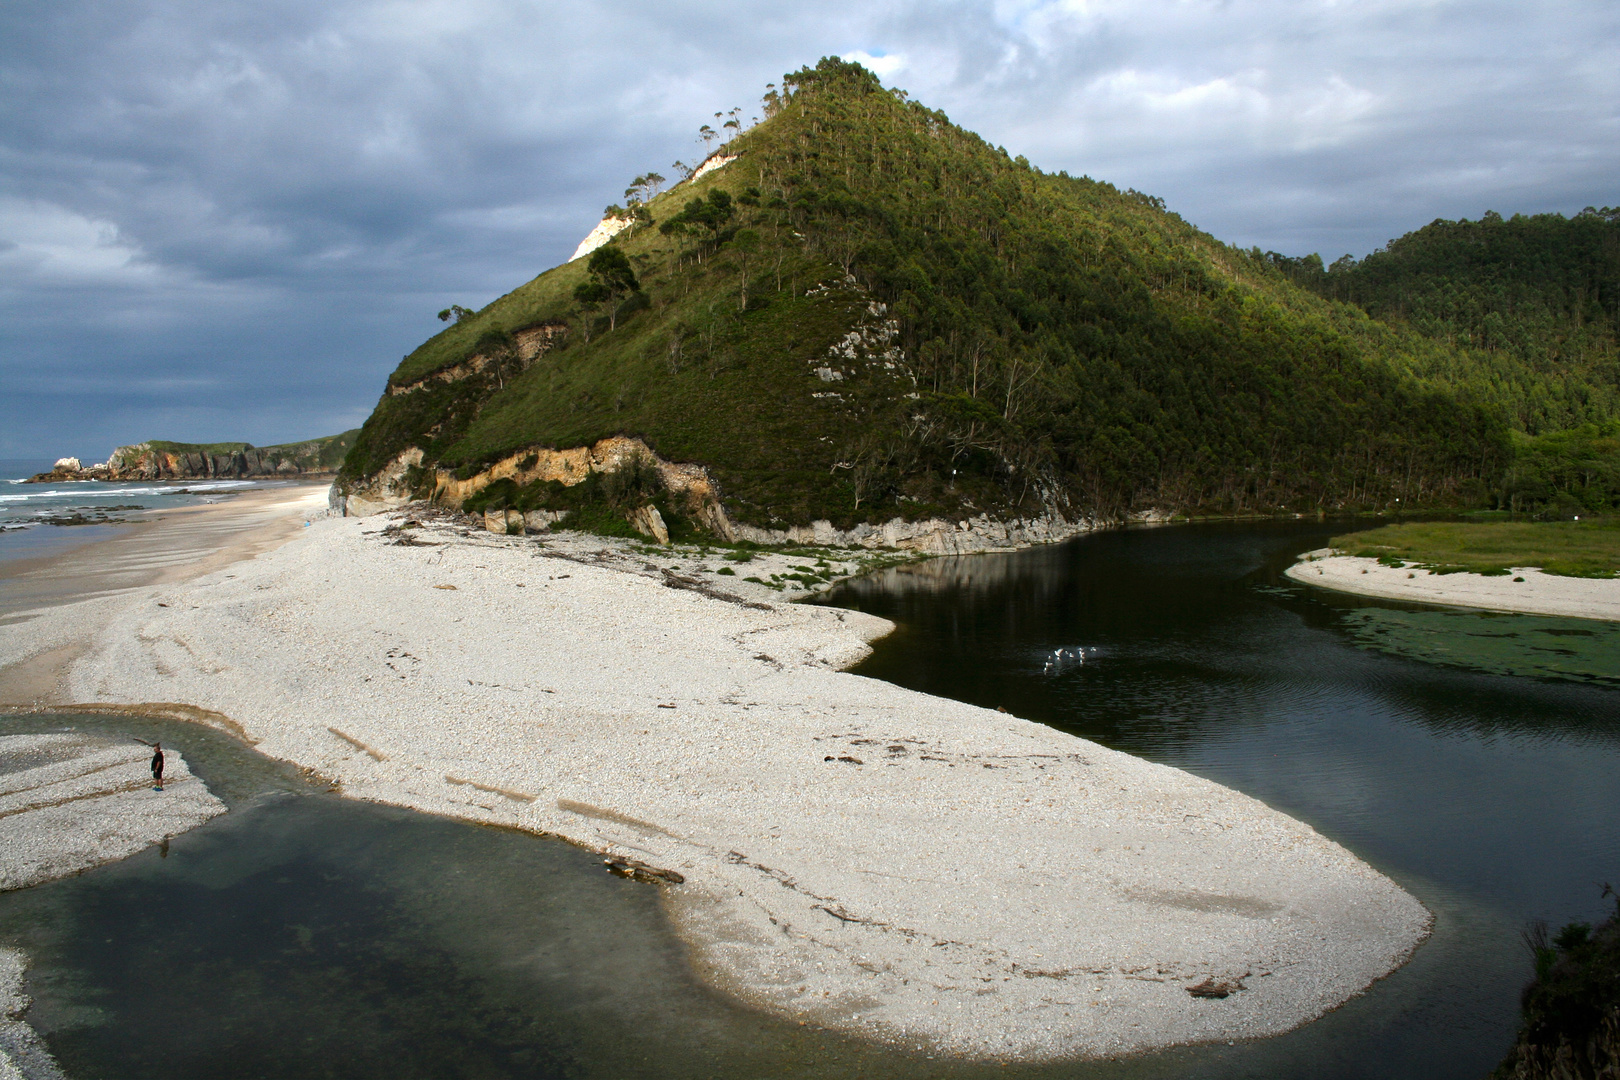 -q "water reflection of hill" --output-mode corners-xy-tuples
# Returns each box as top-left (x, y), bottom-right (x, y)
(824, 519), (1620, 775)
(818, 522), (1620, 1079)
(843, 551), (1037, 596)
